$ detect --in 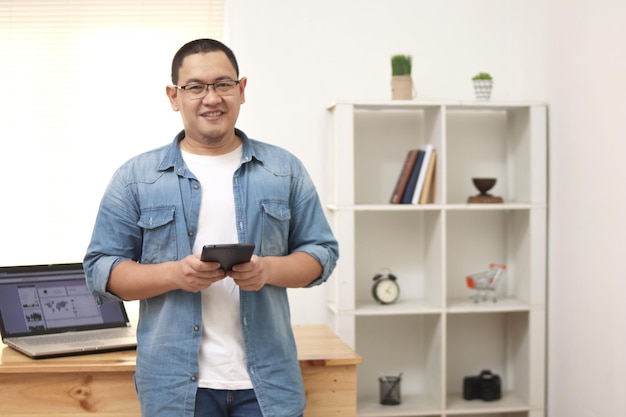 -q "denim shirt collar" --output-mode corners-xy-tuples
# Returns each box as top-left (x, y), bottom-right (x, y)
(158, 128), (261, 175)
